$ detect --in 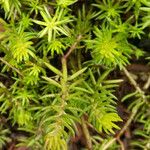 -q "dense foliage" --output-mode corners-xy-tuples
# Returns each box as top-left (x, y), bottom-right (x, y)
(0, 0), (150, 149)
